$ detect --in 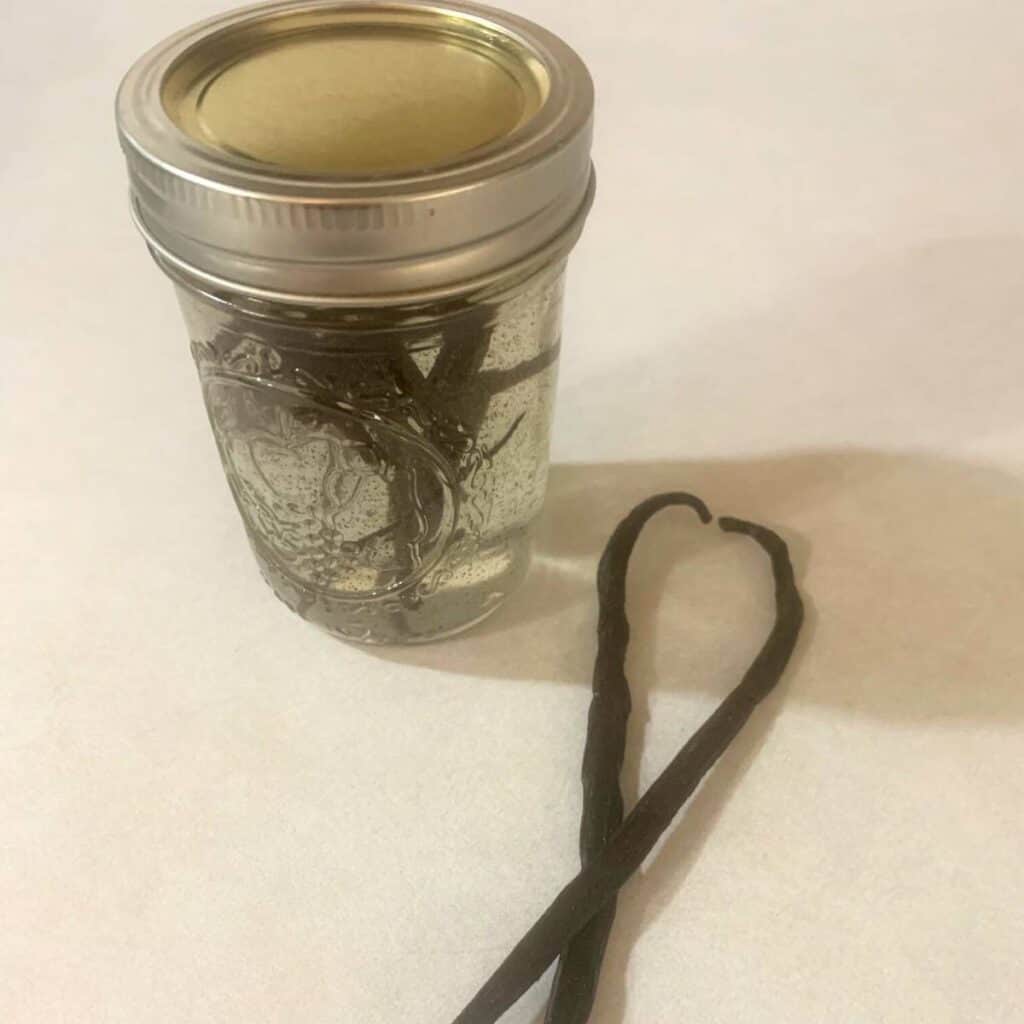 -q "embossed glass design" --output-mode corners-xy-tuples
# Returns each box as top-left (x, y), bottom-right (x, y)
(177, 262), (565, 643)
